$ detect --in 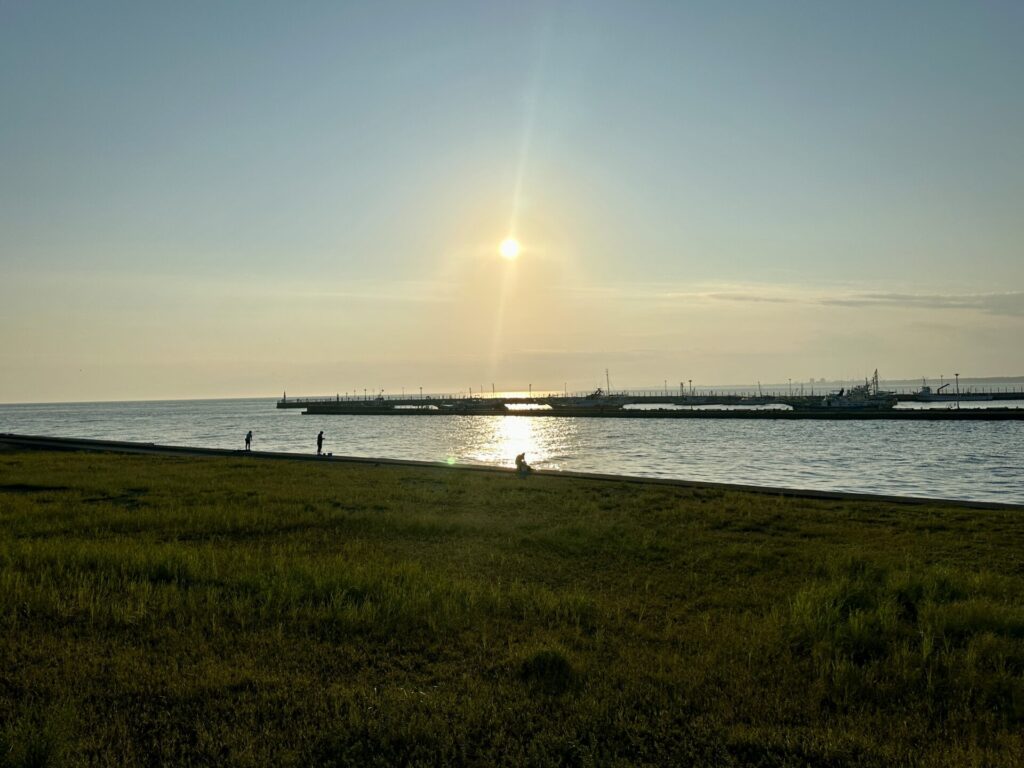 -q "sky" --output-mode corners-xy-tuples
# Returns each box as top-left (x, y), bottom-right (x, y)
(1, 1), (1022, 402)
